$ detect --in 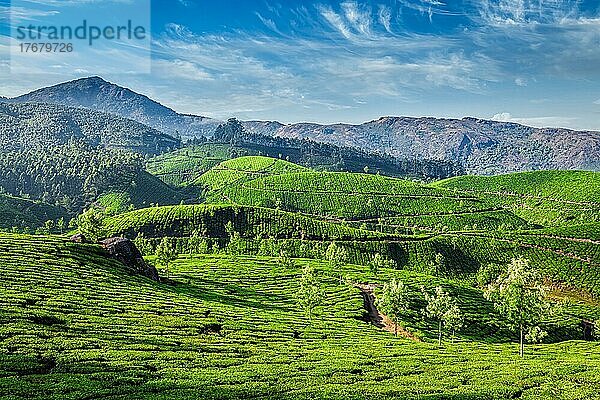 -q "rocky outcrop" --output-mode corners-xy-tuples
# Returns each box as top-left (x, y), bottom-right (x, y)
(70, 233), (87, 244)
(99, 237), (160, 282)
